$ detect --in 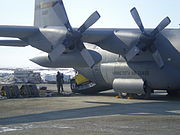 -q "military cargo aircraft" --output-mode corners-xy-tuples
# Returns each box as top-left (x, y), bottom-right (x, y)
(0, 0), (180, 98)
